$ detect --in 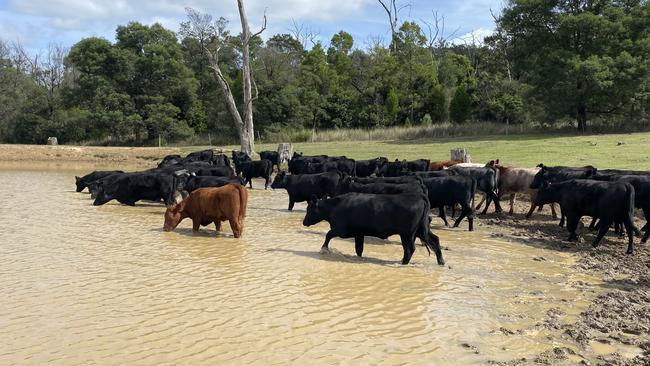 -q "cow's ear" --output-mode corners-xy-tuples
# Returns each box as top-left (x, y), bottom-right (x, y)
(75, 176), (81, 182)
(537, 163), (544, 169)
(496, 159), (500, 165)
